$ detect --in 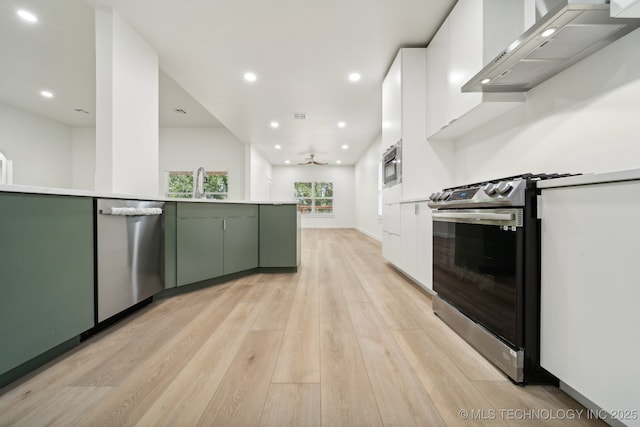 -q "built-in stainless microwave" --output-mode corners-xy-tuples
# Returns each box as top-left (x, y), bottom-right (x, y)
(383, 141), (401, 187)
